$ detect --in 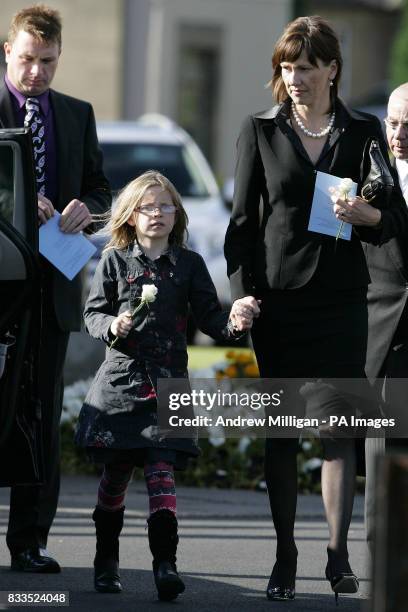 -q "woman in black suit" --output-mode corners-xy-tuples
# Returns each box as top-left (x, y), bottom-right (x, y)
(225, 15), (407, 603)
